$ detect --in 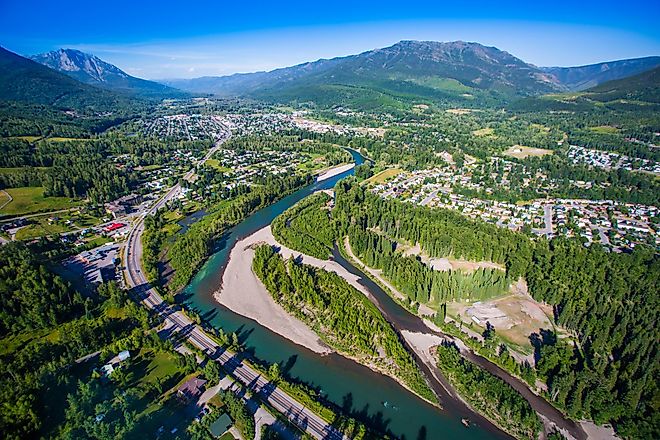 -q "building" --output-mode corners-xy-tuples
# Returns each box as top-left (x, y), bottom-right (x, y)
(208, 413), (233, 438)
(104, 193), (143, 219)
(177, 377), (207, 403)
